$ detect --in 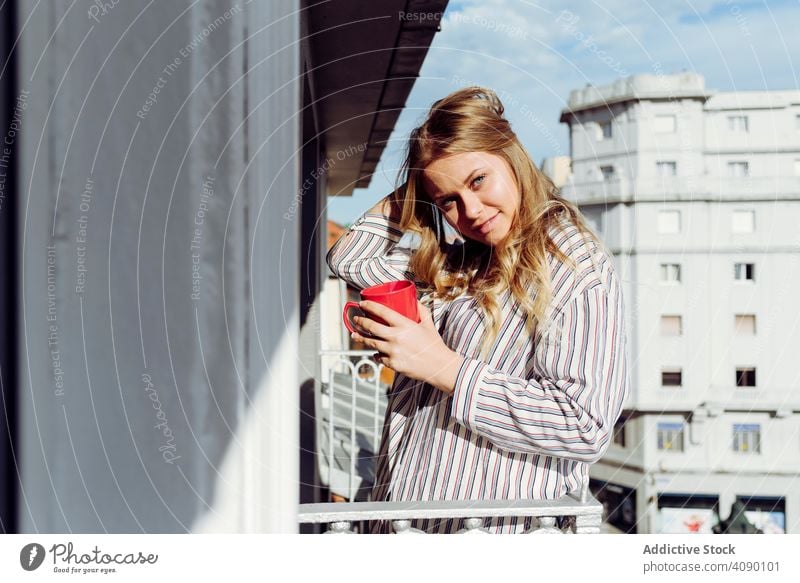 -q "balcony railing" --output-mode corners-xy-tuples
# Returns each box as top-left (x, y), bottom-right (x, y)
(306, 350), (603, 534)
(316, 350), (388, 502)
(299, 480), (602, 533)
